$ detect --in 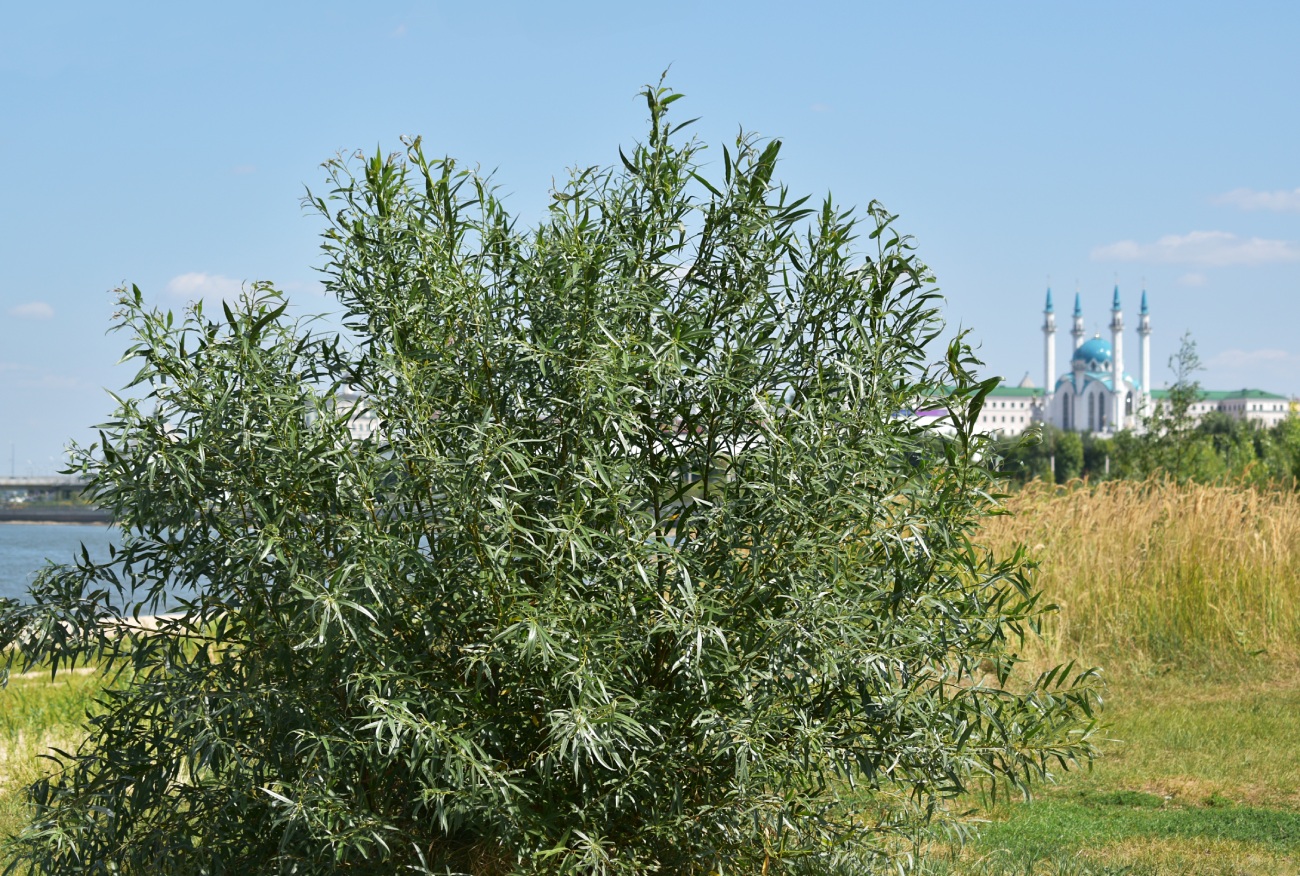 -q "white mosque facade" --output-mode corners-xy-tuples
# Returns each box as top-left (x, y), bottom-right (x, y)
(972, 288), (1290, 438)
